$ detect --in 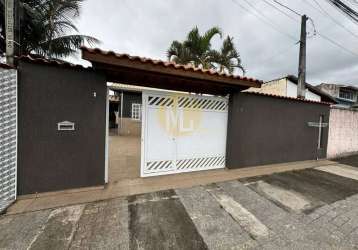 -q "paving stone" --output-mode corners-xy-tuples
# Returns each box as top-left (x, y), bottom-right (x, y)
(28, 205), (85, 250)
(218, 181), (289, 225)
(339, 220), (358, 235)
(176, 186), (255, 250)
(346, 228), (358, 247)
(331, 214), (350, 227)
(128, 190), (208, 250)
(206, 184), (271, 240)
(0, 209), (51, 250)
(69, 198), (129, 250)
(2, 168), (358, 249)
